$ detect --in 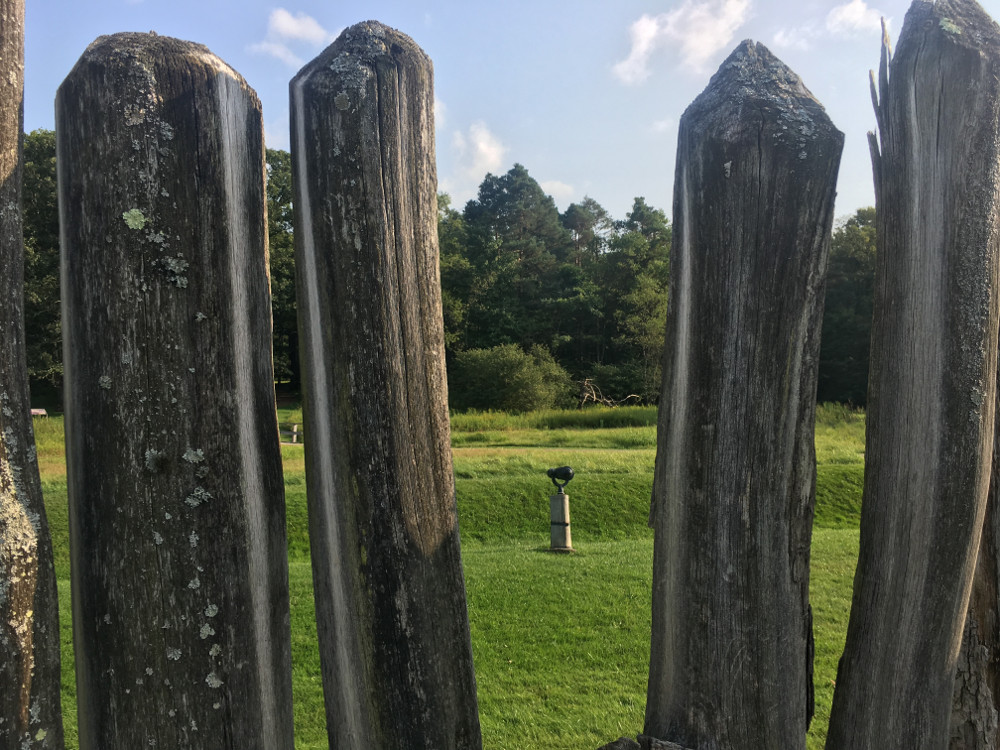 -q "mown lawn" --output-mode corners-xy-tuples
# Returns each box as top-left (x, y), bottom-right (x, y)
(32, 404), (863, 749)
